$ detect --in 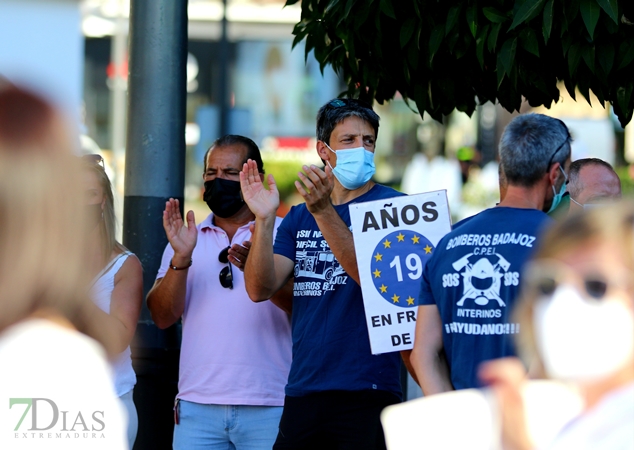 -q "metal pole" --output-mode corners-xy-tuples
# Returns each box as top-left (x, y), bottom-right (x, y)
(125, 0), (188, 448)
(219, 0), (229, 135)
(109, 0), (127, 242)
